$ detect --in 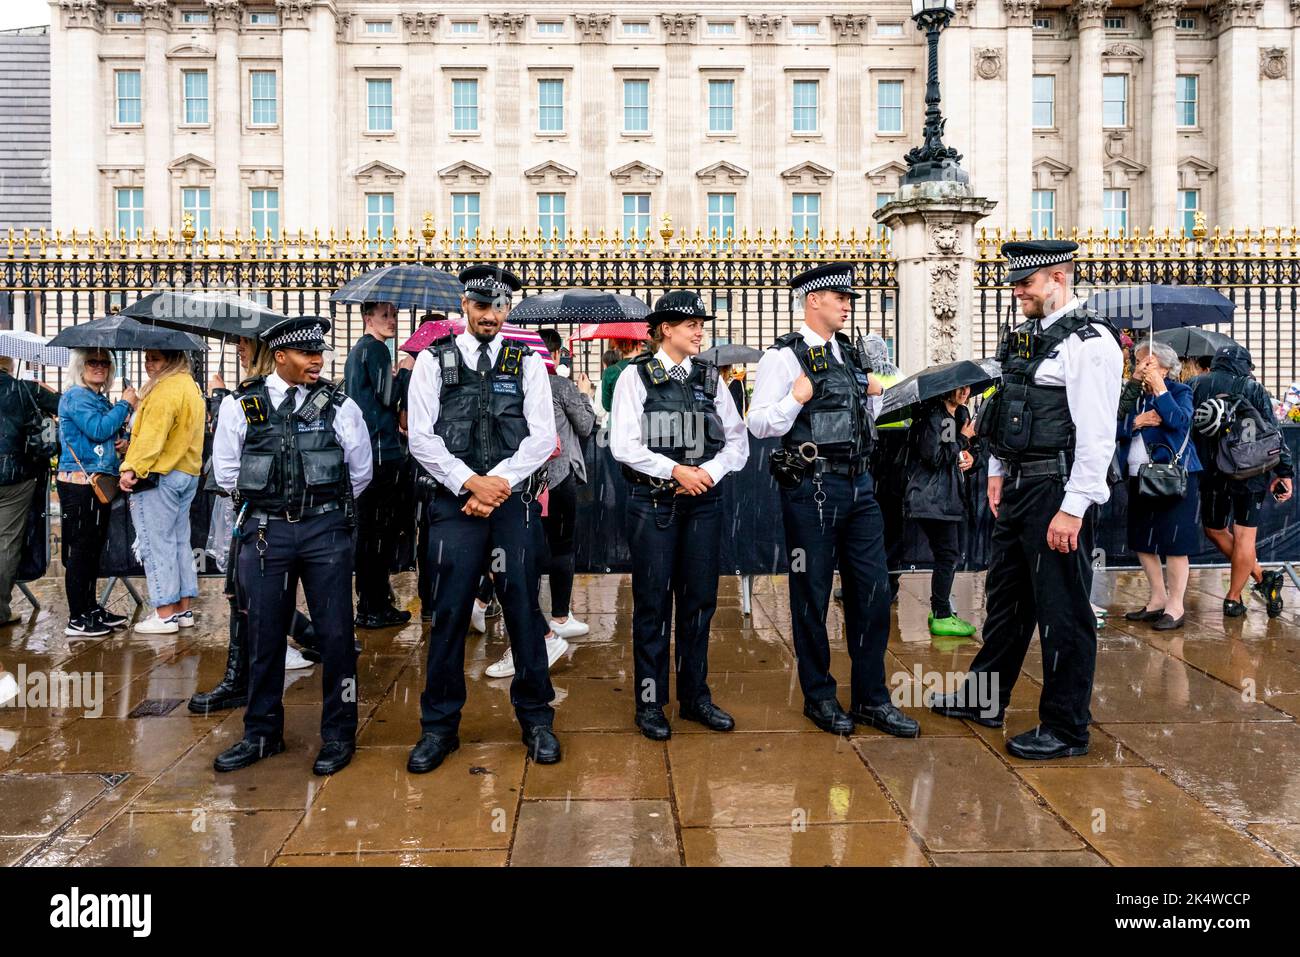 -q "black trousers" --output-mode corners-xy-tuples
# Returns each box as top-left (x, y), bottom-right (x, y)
(962, 474), (1096, 746)
(780, 470), (892, 709)
(542, 475), (578, 618)
(57, 480), (111, 620)
(240, 510), (358, 744)
(354, 457), (404, 614)
(420, 490), (554, 734)
(625, 484), (722, 711)
(916, 517), (961, 618)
